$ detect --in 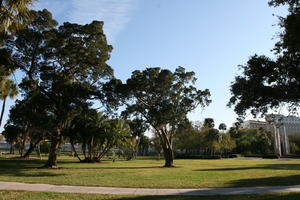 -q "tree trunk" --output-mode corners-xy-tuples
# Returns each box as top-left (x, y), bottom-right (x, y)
(70, 141), (82, 162)
(22, 139), (42, 158)
(0, 96), (7, 127)
(44, 130), (61, 168)
(10, 143), (14, 154)
(163, 146), (174, 167)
